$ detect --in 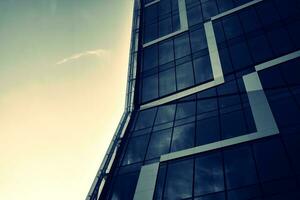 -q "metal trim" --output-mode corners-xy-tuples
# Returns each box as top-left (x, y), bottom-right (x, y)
(145, 0), (160, 7)
(133, 163), (160, 200)
(211, 0), (263, 21)
(140, 21), (224, 110)
(255, 50), (300, 71)
(143, 0), (188, 47)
